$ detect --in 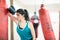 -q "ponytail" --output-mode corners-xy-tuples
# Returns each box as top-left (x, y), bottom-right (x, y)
(24, 9), (29, 21)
